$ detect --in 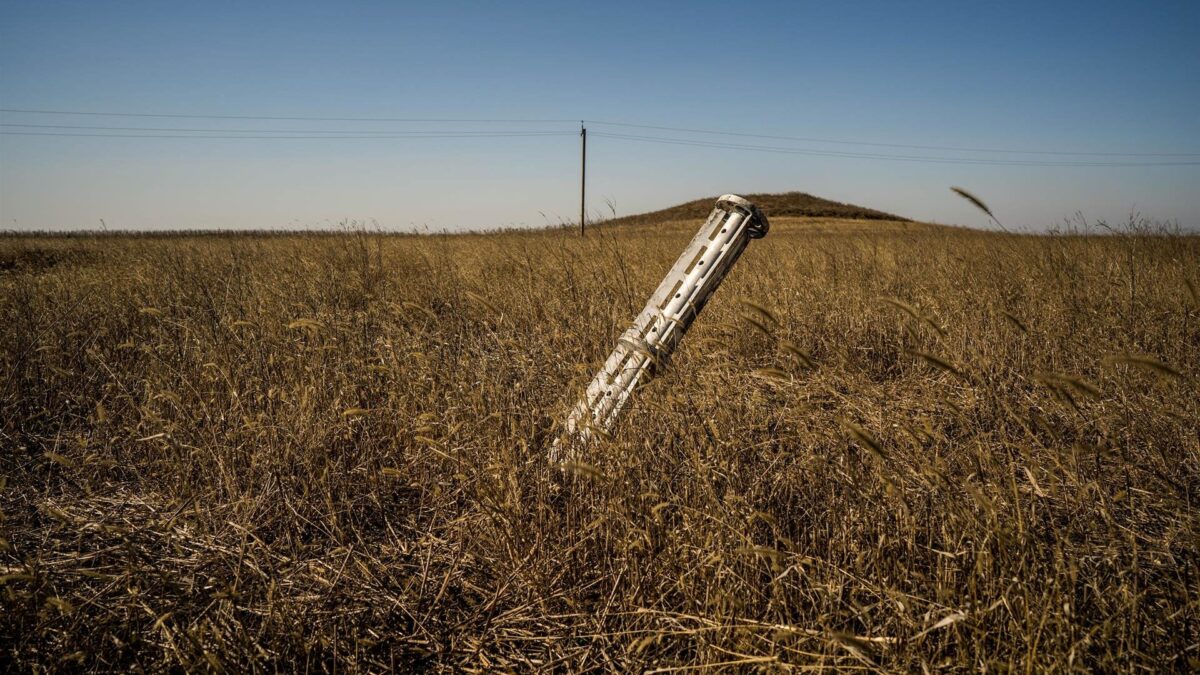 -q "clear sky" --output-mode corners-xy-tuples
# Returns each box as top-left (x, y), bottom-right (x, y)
(1, 0), (1197, 231)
